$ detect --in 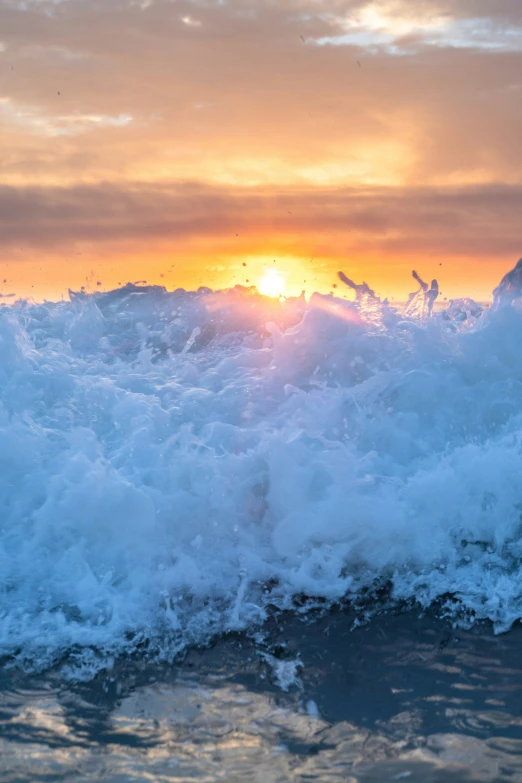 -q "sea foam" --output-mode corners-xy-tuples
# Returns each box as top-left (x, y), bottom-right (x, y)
(1, 271), (522, 675)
